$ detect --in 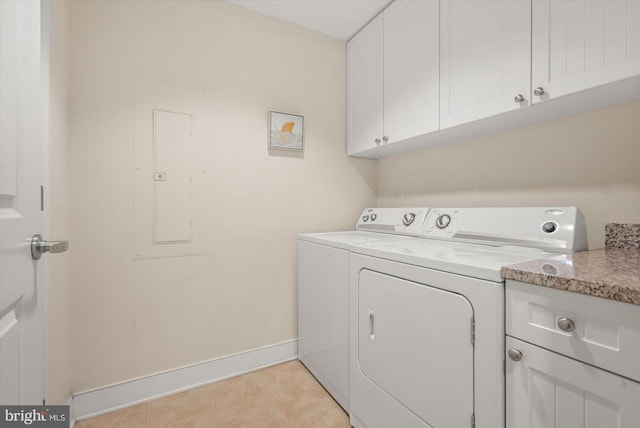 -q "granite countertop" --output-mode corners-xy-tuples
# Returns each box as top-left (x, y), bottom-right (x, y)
(501, 223), (640, 306)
